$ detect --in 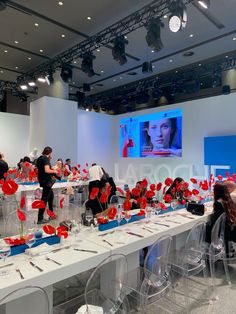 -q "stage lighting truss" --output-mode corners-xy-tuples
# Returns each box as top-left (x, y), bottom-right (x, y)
(168, 0), (187, 33)
(81, 52), (96, 77)
(112, 36), (128, 65)
(145, 17), (164, 52)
